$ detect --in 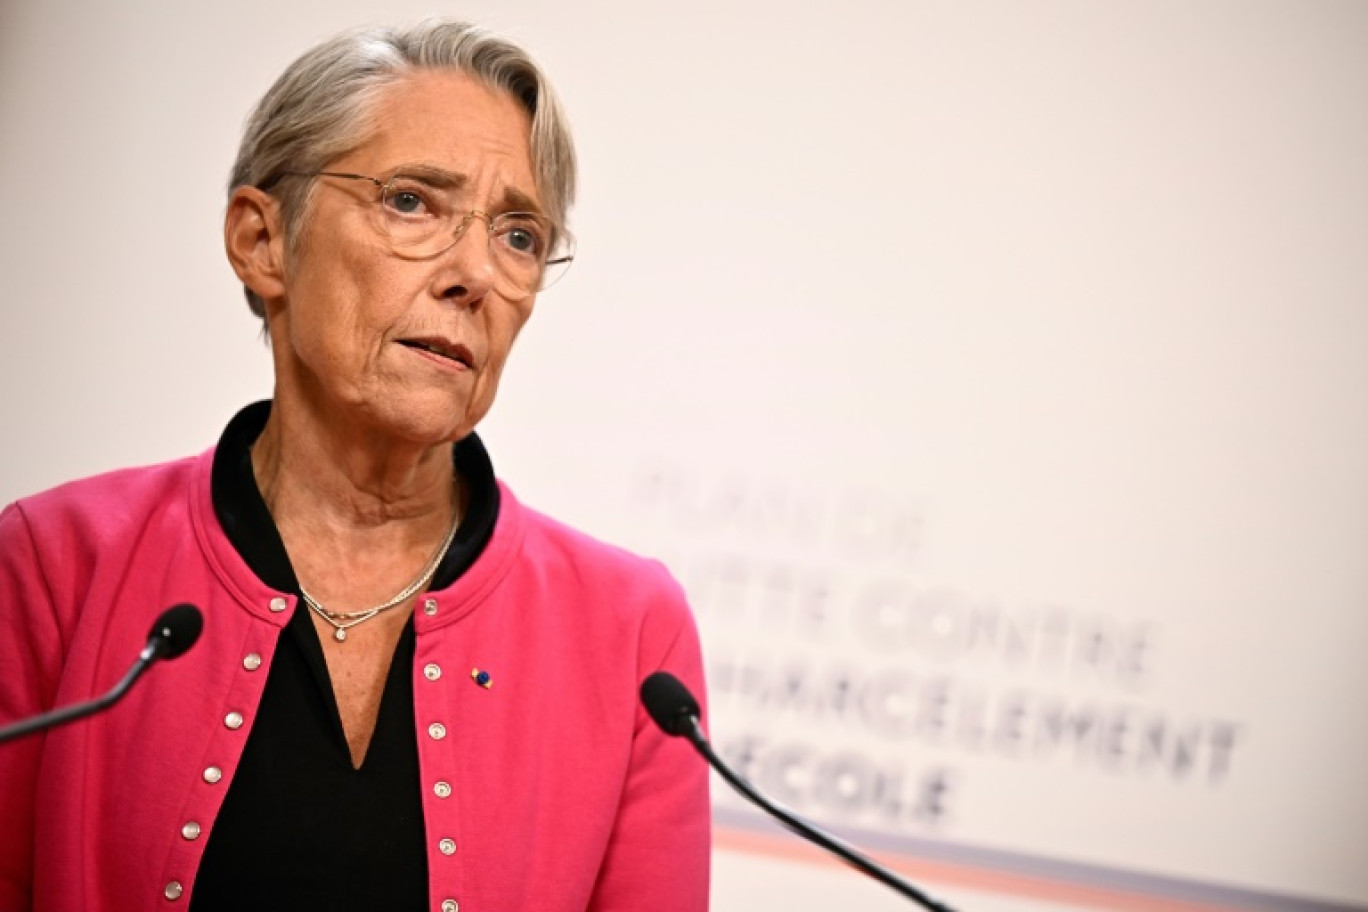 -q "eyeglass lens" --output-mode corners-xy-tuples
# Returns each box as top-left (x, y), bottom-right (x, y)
(377, 175), (573, 292)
